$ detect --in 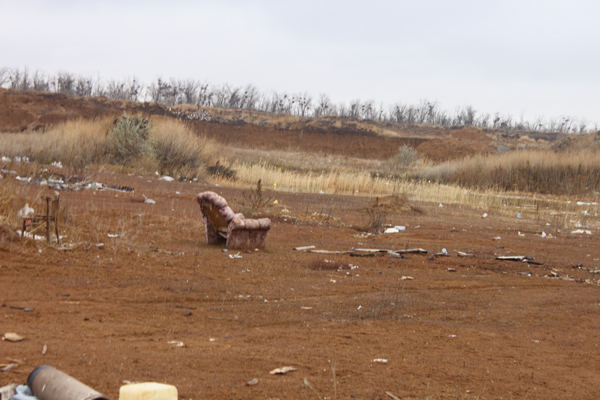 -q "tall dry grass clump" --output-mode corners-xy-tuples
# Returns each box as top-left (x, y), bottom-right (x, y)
(419, 149), (600, 196)
(0, 117), (113, 167)
(149, 116), (223, 177)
